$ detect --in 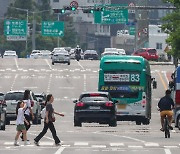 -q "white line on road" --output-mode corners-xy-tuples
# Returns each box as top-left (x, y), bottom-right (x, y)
(164, 149), (171, 154)
(45, 59), (52, 70)
(84, 74), (87, 91)
(77, 61), (84, 70)
(54, 147), (65, 154)
(15, 58), (19, 69)
(11, 74), (18, 90)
